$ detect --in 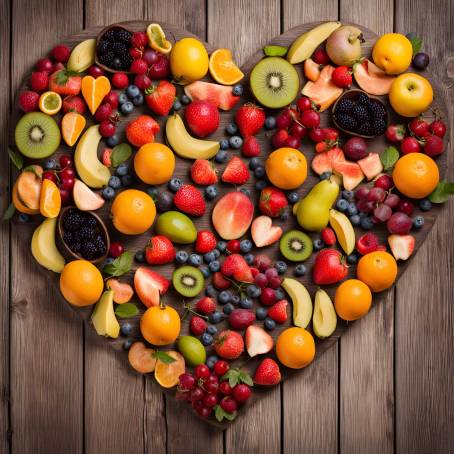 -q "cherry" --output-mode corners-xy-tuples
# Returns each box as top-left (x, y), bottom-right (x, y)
(219, 381), (232, 395)
(220, 397), (238, 413)
(312, 47), (330, 65)
(285, 135), (301, 148)
(232, 384), (251, 403)
(60, 177), (75, 190)
(129, 47), (143, 60)
(408, 118), (430, 137)
(271, 129), (289, 148)
(60, 167), (75, 180)
(134, 74), (152, 90)
(213, 360), (230, 377)
(268, 277), (281, 289)
(400, 136), (421, 154)
(189, 387), (205, 403)
(130, 59), (148, 75)
(194, 364), (210, 379)
(385, 124), (405, 142)
(197, 406), (212, 418)
(88, 65), (105, 78)
(397, 200), (414, 216)
(226, 239), (240, 254)
(111, 72), (129, 89)
(203, 393), (218, 407)
(424, 134), (444, 157)
(260, 287), (277, 306)
(254, 273), (268, 288)
(36, 58), (53, 73)
(203, 374), (219, 393)
(103, 91), (119, 109)
(179, 373), (196, 390)
(99, 120), (116, 137)
(308, 127), (325, 142)
(374, 174), (393, 191)
(43, 171), (58, 184)
(429, 119), (446, 138)
(264, 268), (278, 279)
(142, 48), (158, 65)
(109, 241), (124, 258)
(192, 399), (205, 412)
(59, 188), (71, 205)
(296, 96), (312, 112)
(300, 109), (320, 128)
(275, 113), (292, 130)
(94, 103), (113, 122)
(59, 155), (73, 169)
(290, 123), (306, 139)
